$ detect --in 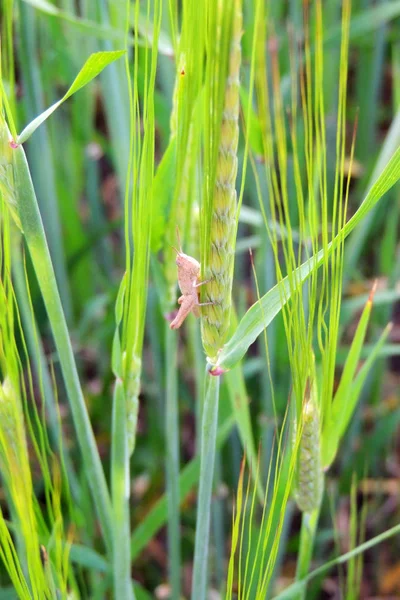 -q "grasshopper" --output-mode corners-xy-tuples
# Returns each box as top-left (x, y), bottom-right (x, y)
(170, 233), (212, 330)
